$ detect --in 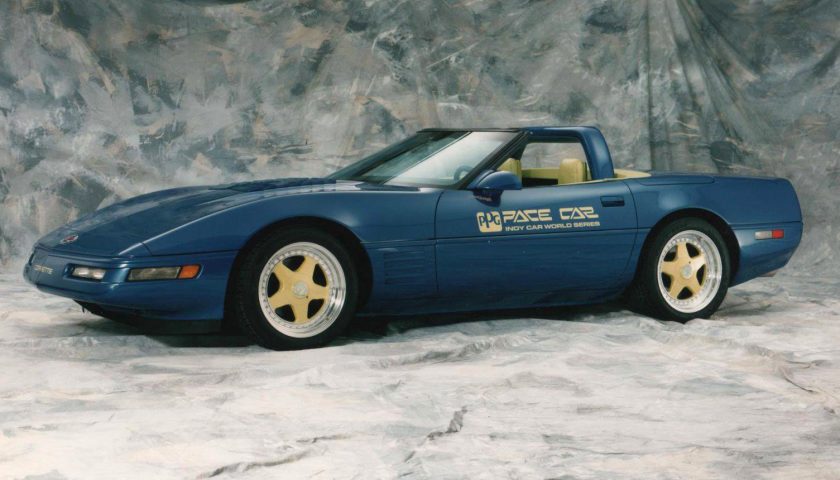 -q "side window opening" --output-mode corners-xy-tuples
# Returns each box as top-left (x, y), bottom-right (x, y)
(496, 139), (591, 188)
